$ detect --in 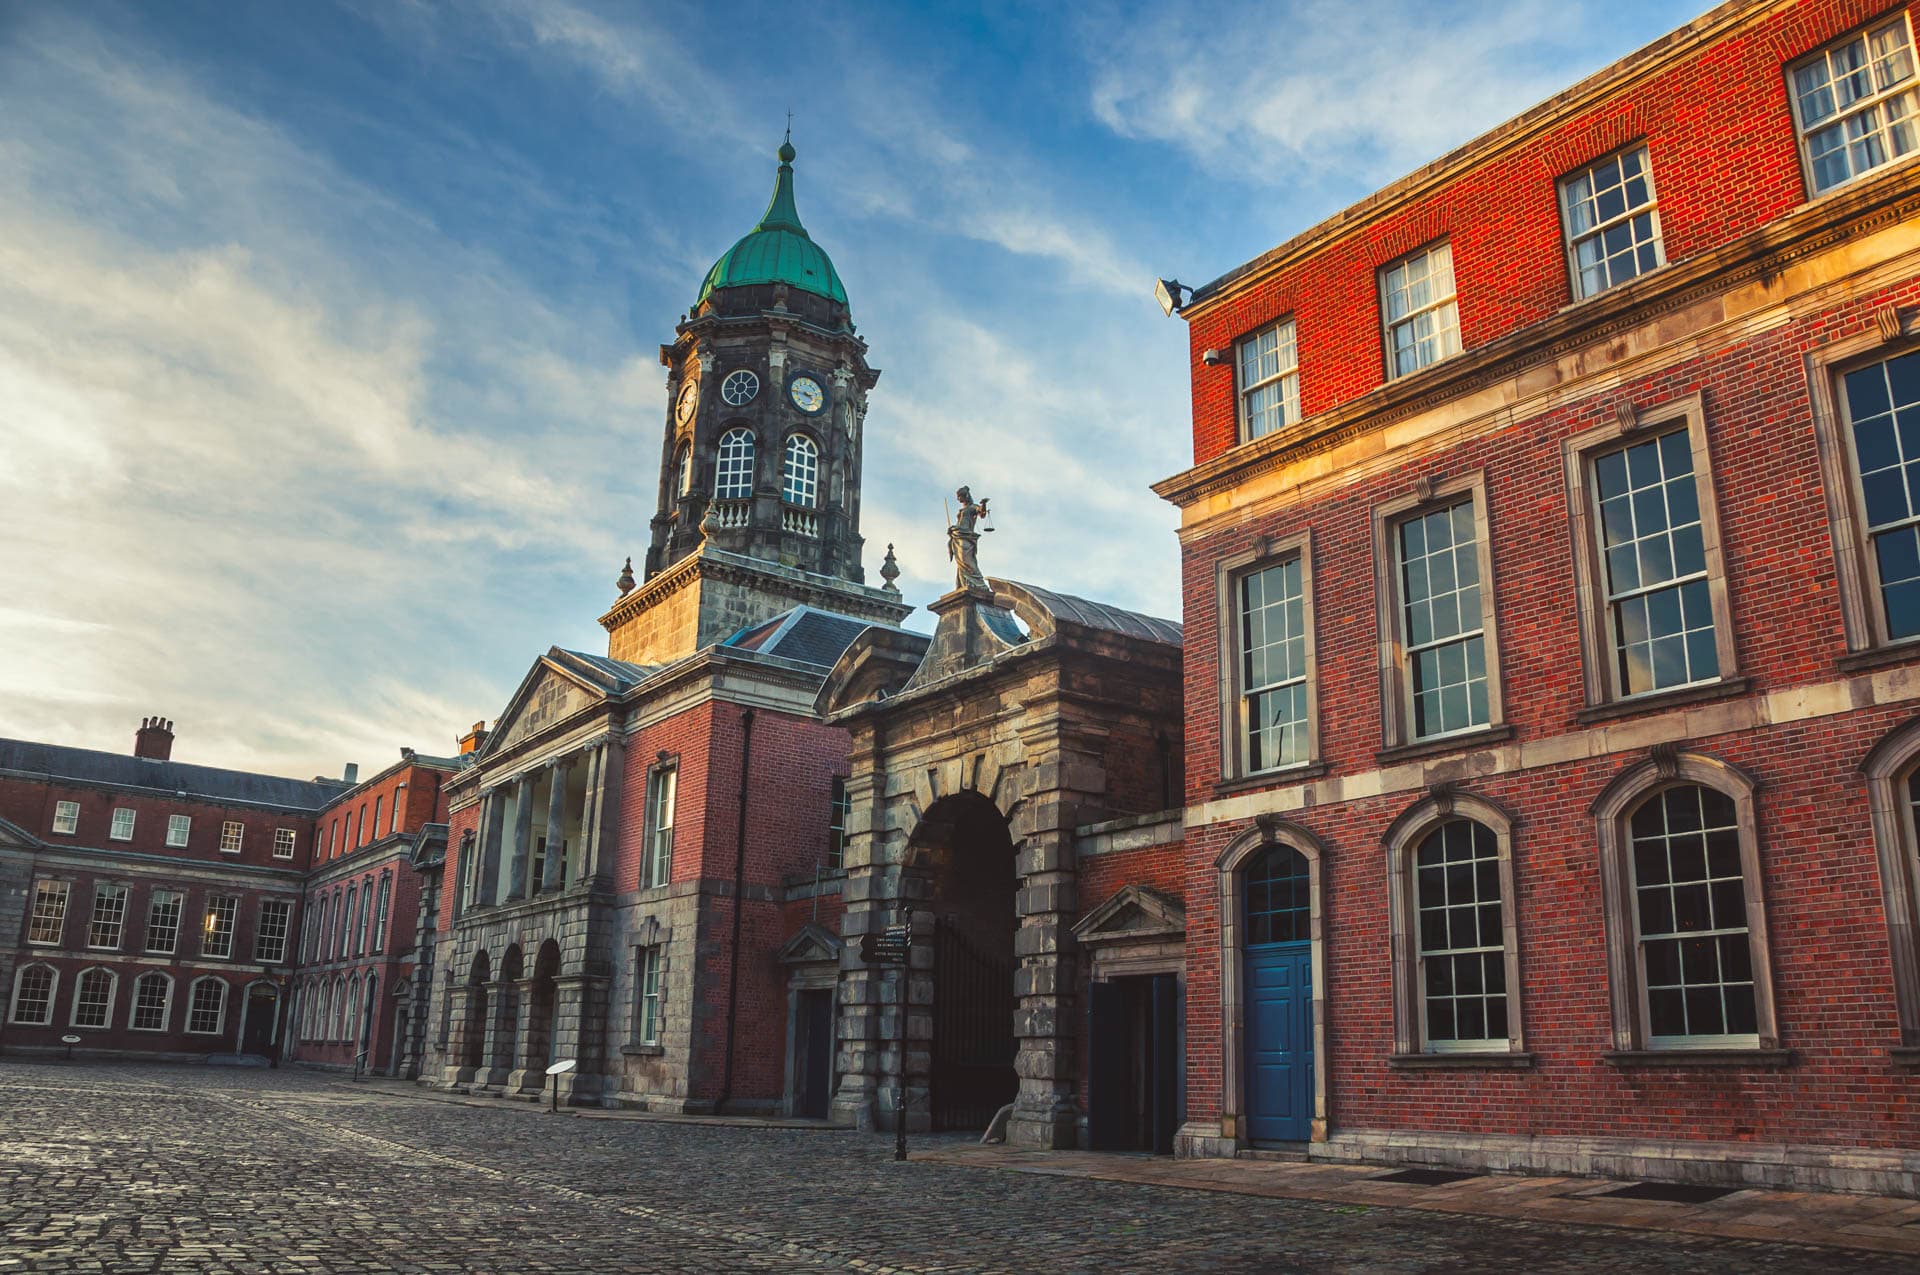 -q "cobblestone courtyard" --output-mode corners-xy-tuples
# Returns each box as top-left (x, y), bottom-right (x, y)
(0, 1061), (1906, 1273)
